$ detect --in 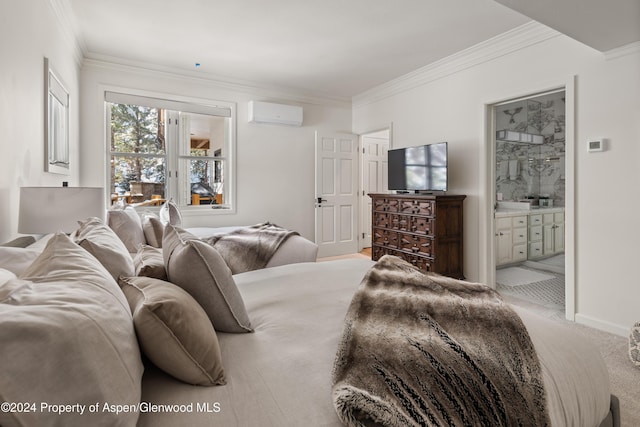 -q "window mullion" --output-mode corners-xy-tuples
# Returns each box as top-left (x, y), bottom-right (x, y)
(165, 111), (180, 202)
